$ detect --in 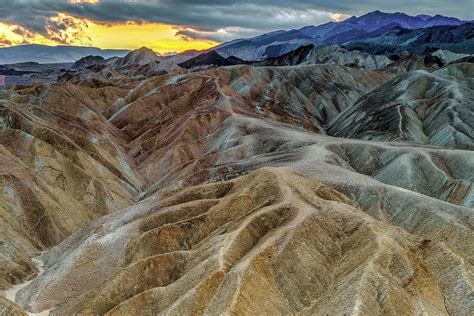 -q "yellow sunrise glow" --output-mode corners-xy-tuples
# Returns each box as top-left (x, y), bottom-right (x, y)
(0, 13), (218, 54)
(85, 21), (218, 53)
